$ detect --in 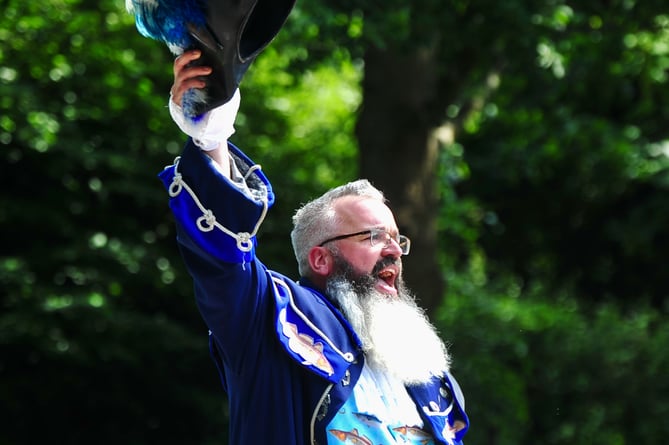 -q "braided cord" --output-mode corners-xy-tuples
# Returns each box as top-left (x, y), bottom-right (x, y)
(167, 157), (269, 252)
